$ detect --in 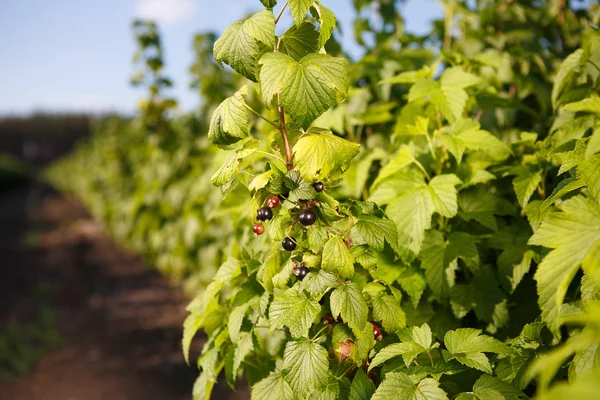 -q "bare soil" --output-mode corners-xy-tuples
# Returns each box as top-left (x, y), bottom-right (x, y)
(0, 184), (248, 400)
